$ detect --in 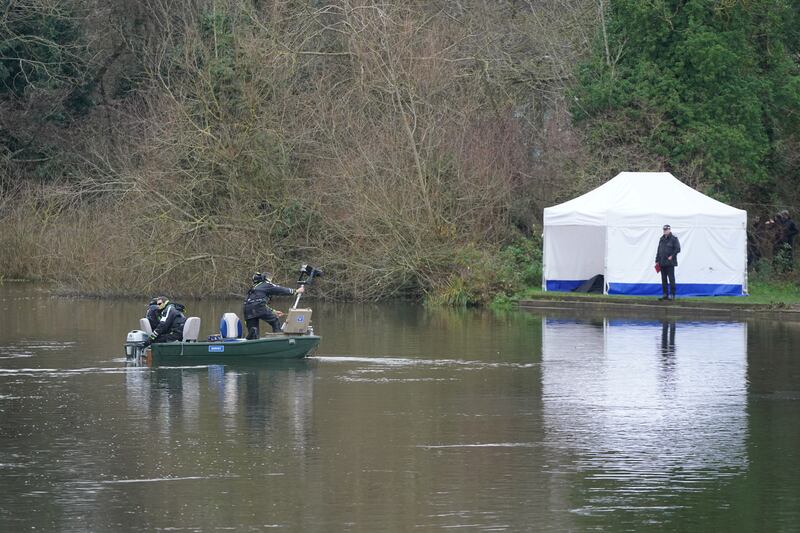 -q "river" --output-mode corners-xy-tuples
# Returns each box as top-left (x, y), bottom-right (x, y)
(1, 283), (798, 531)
